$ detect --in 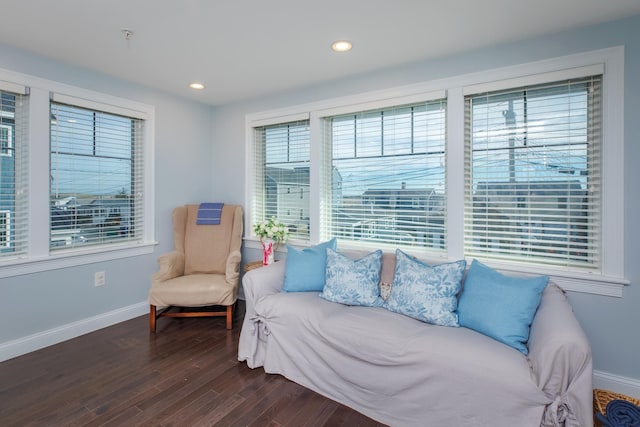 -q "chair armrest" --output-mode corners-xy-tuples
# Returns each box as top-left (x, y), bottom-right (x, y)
(528, 283), (593, 427)
(152, 251), (185, 283)
(225, 250), (242, 287)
